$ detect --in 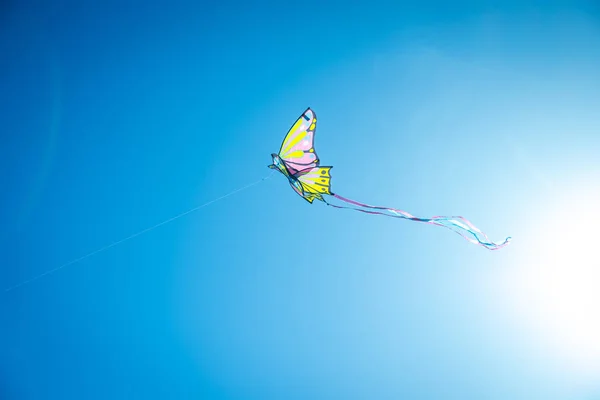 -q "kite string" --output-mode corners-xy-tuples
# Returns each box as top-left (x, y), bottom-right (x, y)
(4, 172), (273, 292)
